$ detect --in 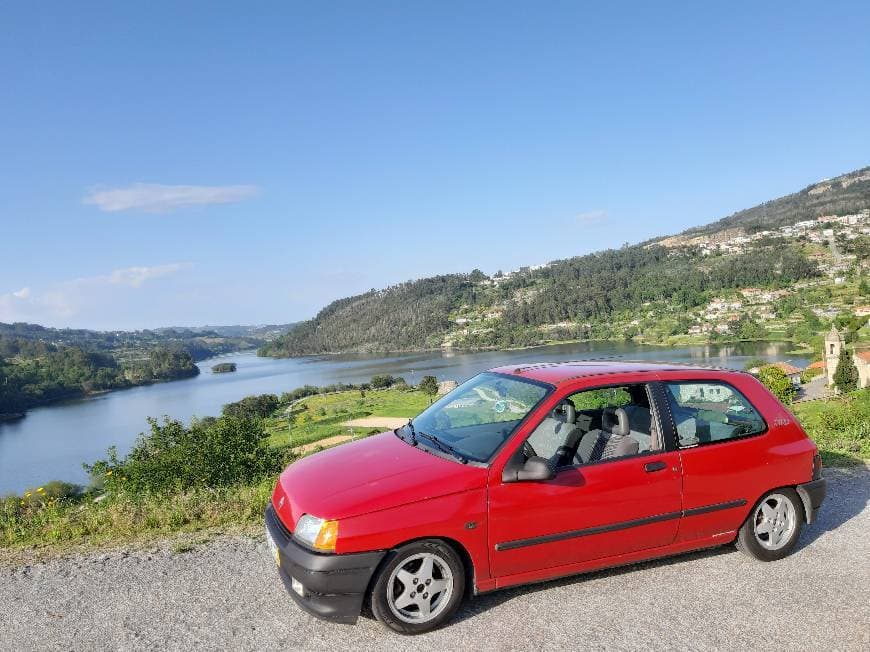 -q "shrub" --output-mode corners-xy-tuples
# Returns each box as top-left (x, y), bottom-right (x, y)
(87, 415), (287, 494)
(222, 394), (279, 420)
(370, 374), (396, 389)
(743, 357), (768, 372)
(757, 365), (797, 403)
